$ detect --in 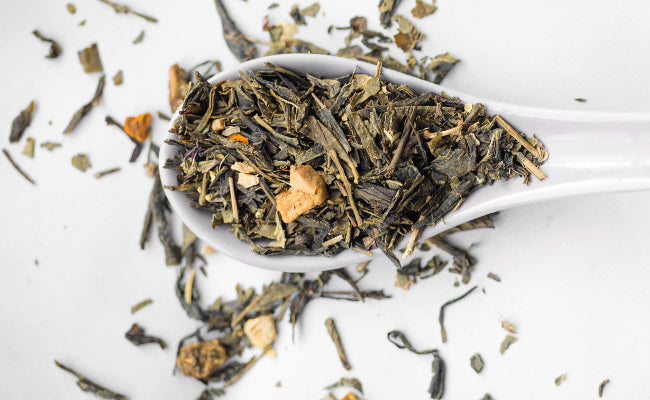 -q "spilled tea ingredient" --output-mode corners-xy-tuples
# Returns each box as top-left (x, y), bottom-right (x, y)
(98, 0), (157, 23)
(64, 75), (105, 134)
(41, 141), (62, 151)
(94, 167), (121, 179)
(22, 138), (35, 158)
(3, 148), (36, 185)
(72, 154), (91, 172)
(555, 373), (567, 386)
(32, 30), (62, 59)
(130, 298), (153, 314)
(325, 377), (364, 394)
(78, 43), (103, 73)
(599, 378), (609, 397)
(499, 334), (518, 354)
(9, 100), (36, 143)
(470, 353), (484, 373)
(113, 70), (124, 85)
(438, 285), (478, 343)
(325, 317), (352, 370)
(54, 360), (128, 400)
(124, 323), (167, 349)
